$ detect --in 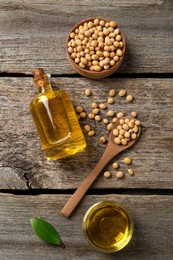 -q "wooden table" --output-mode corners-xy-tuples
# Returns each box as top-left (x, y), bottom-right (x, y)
(0, 1), (173, 259)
